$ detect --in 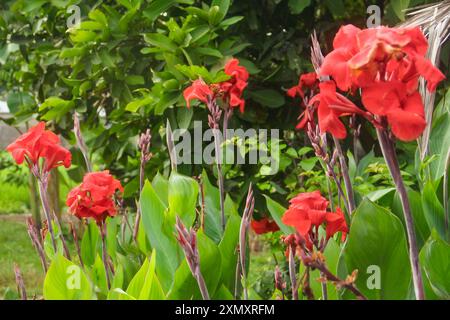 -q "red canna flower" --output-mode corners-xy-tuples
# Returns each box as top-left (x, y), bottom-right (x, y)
(6, 122), (71, 174)
(321, 24), (445, 92)
(308, 81), (364, 139)
(282, 191), (329, 237)
(66, 171), (123, 225)
(251, 217), (280, 235)
(183, 79), (213, 109)
(220, 58), (249, 113)
(325, 208), (348, 241)
(282, 191), (347, 241)
(287, 72), (318, 99)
